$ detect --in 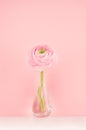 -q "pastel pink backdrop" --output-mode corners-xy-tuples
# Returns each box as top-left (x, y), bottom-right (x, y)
(0, 0), (86, 116)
